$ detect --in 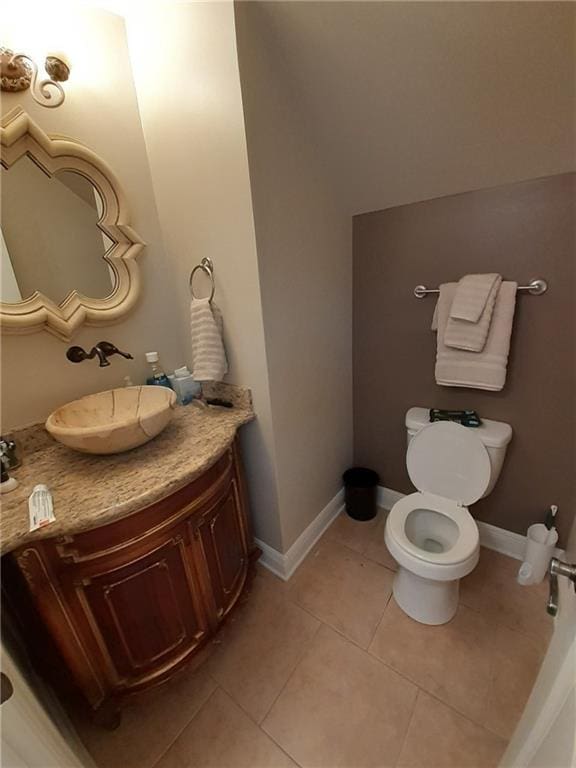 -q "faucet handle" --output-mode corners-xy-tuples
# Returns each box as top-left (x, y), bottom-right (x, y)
(97, 342), (134, 360)
(66, 346), (88, 363)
